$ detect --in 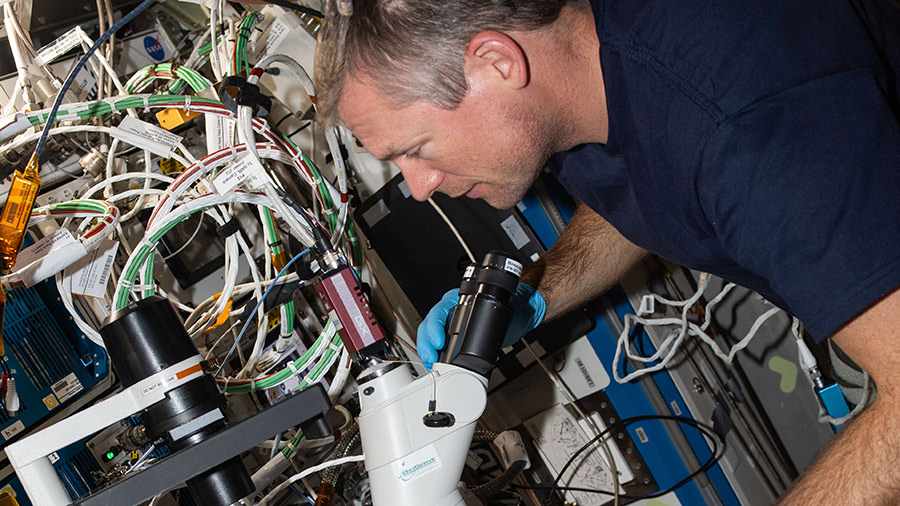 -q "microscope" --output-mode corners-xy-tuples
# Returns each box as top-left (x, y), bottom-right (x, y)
(355, 251), (522, 506)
